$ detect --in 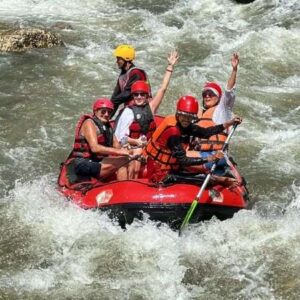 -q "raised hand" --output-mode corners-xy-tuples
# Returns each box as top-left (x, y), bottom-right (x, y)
(231, 52), (239, 71)
(167, 50), (179, 67)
